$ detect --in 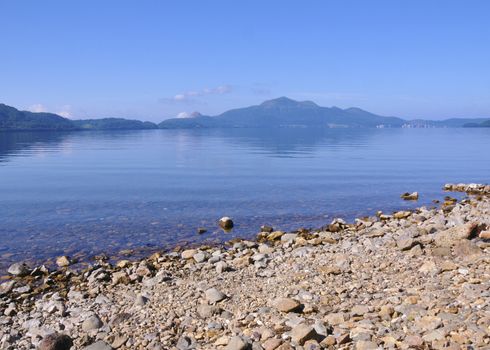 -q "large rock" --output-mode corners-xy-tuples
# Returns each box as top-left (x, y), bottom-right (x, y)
(38, 333), (73, 350)
(7, 262), (30, 277)
(434, 223), (480, 247)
